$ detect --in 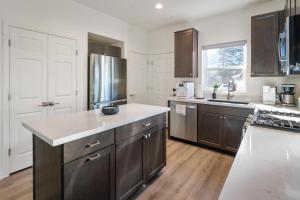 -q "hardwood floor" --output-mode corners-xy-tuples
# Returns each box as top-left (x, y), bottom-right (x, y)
(0, 139), (234, 200)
